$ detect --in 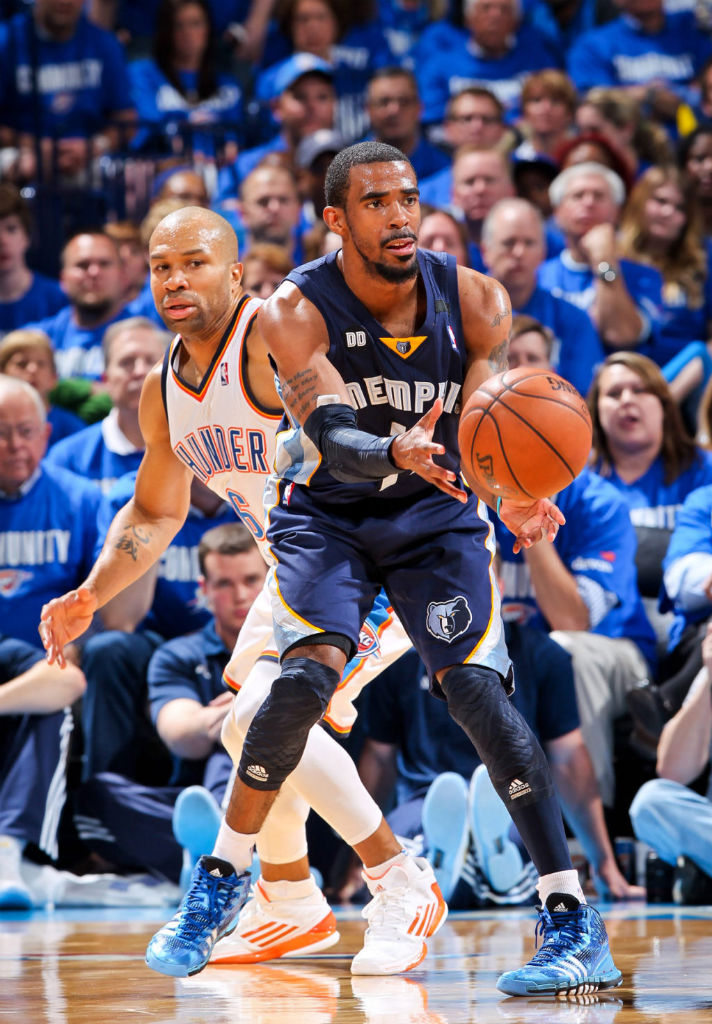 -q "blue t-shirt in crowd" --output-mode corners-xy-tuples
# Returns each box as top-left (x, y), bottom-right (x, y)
(414, 21), (562, 124)
(0, 12), (133, 137)
(147, 619), (231, 785)
(96, 470), (235, 639)
(0, 463), (100, 644)
(662, 483), (712, 646)
(28, 305), (132, 380)
(129, 59), (243, 155)
(47, 405), (85, 449)
(0, 274), (66, 336)
(46, 418), (143, 494)
(495, 468), (657, 668)
(645, 272), (712, 366)
(538, 250), (663, 351)
(515, 285), (605, 398)
(360, 132), (450, 182)
(363, 624), (577, 804)
(567, 12), (712, 103)
(418, 165), (452, 209)
(215, 135), (289, 202)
